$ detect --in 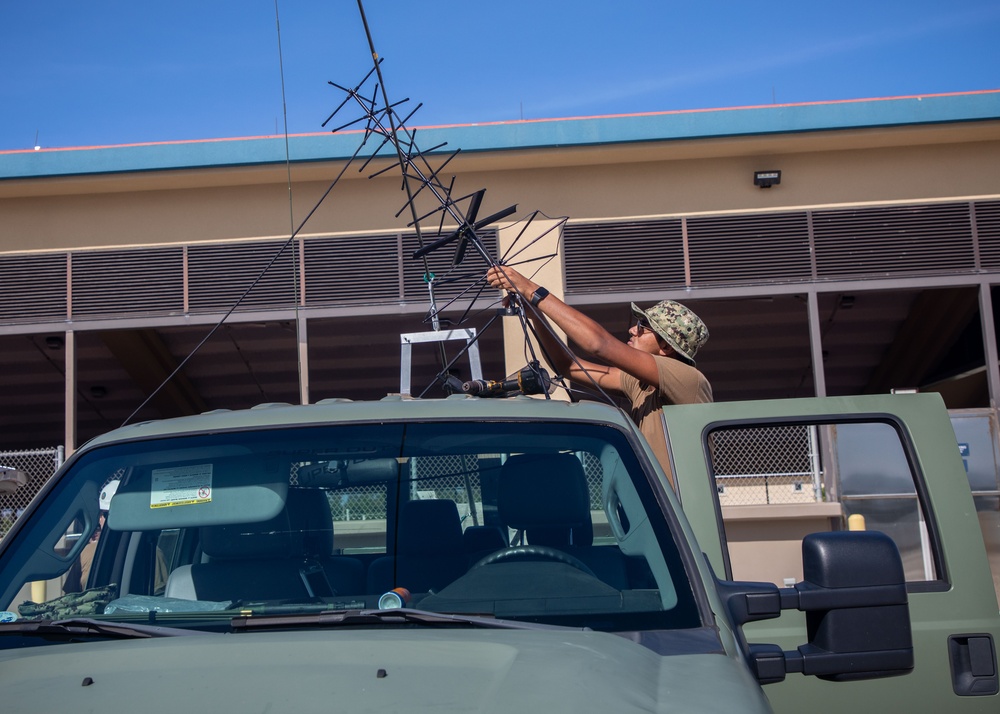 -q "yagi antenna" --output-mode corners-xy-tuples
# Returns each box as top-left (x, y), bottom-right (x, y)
(123, 1), (619, 426)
